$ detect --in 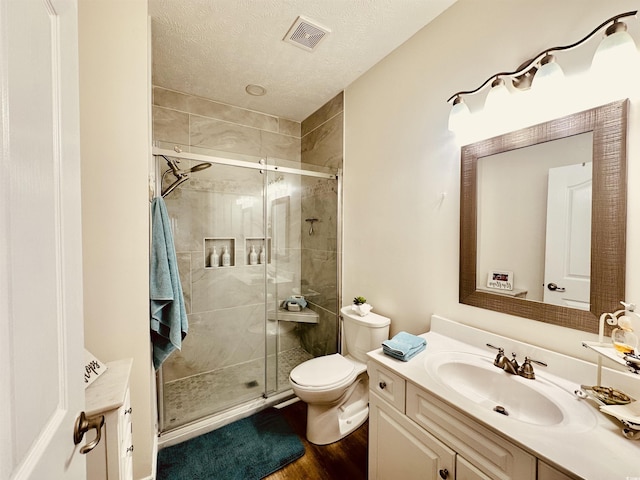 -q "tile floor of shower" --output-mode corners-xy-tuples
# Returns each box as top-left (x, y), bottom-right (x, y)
(162, 346), (313, 430)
